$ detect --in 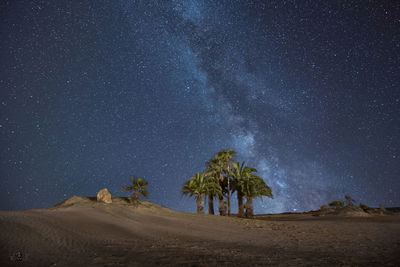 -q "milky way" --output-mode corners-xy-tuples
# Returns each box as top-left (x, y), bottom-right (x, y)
(1, 1), (399, 213)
